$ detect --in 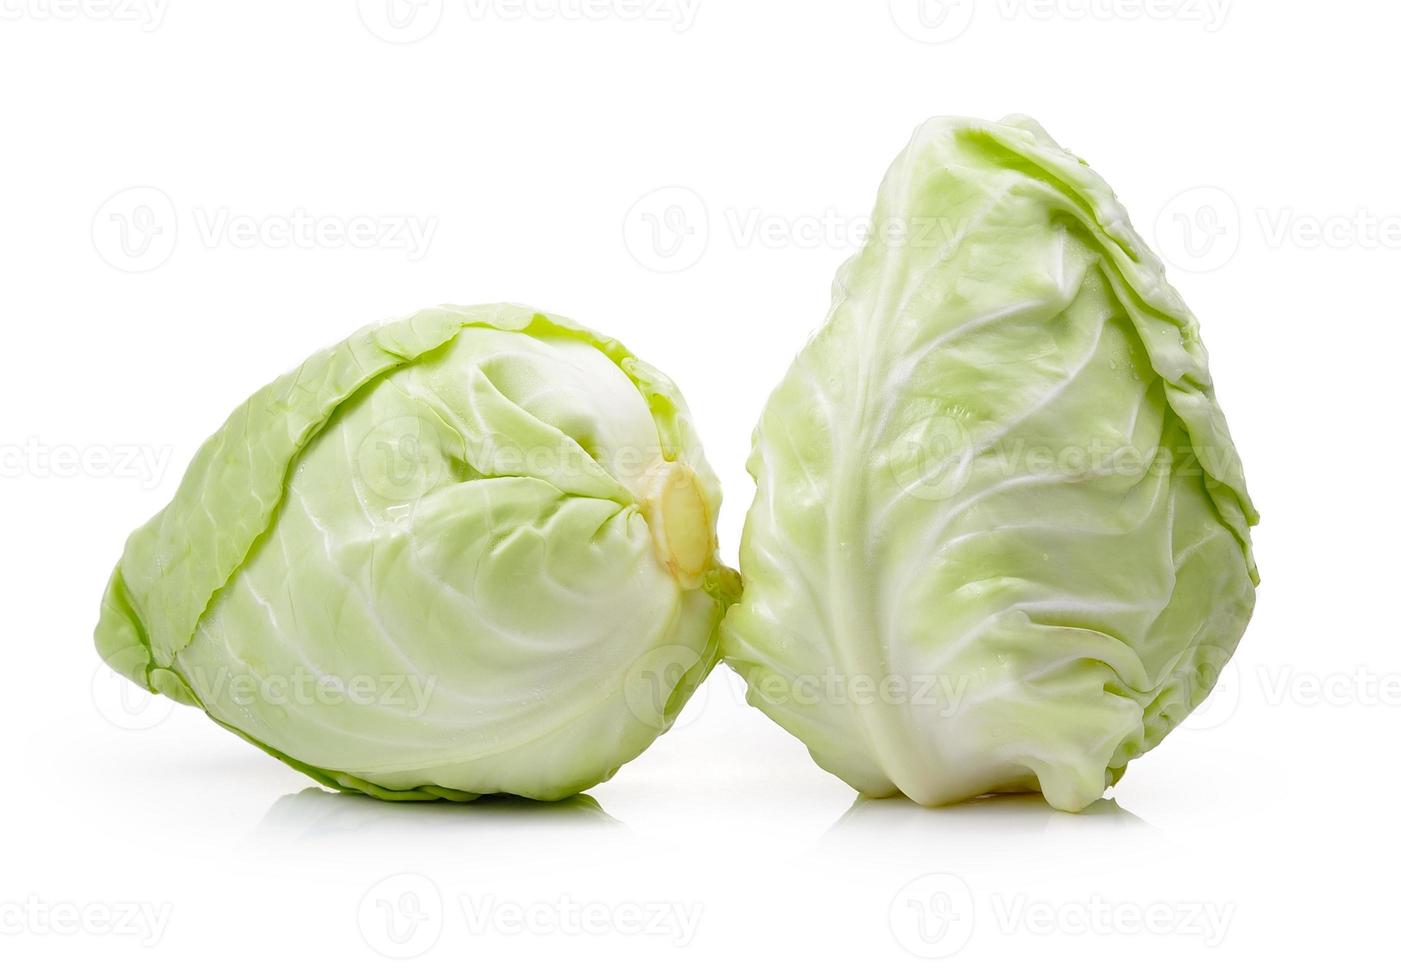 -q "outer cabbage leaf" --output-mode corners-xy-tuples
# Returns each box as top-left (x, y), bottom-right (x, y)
(96, 304), (738, 801)
(722, 116), (1258, 811)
